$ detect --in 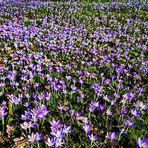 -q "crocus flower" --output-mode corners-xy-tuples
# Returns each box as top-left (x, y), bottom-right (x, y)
(110, 132), (118, 141)
(27, 121), (35, 129)
(99, 104), (106, 111)
(82, 124), (92, 134)
(136, 101), (147, 110)
(131, 109), (140, 117)
(46, 137), (55, 147)
(55, 137), (65, 148)
(114, 93), (120, 98)
(50, 129), (63, 138)
(88, 133), (98, 142)
(106, 109), (113, 116)
(28, 133), (37, 143)
(0, 106), (7, 118)
(69, 110), (75, 117)
(28, 132), (42, 143)
(35, 132), (42, 141)
(120, 108), (127, 115)
(31, 115), (38, 123)
(137, 137), (148, 148)
(20, 122), (29, 130)
(116, 65), (124, 74)
(23, 102), (30, 107)
(62, 125), (71, 134)
(50, 120), (61, 131)
(89, 104), (96, 112)
(91, 100), (100, 109)
(21, 111), (30, 121)
(124, 119), (135, 126)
